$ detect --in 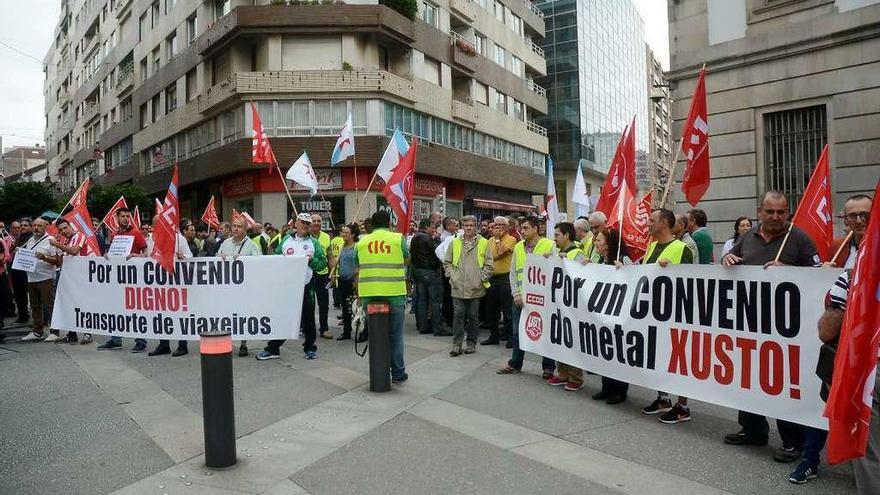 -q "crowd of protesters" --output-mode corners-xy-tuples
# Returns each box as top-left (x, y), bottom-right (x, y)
(0, 188), (875, 492)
